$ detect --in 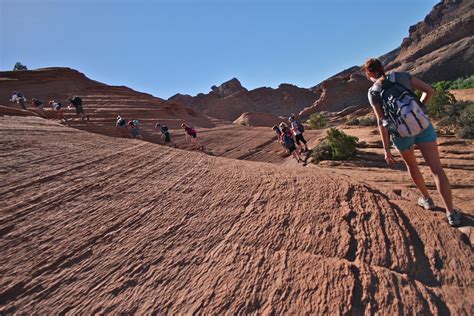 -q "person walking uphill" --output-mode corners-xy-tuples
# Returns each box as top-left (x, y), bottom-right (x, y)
(10, 91), (27, 110)
(279, 122), (302, 163)
(365, 58), (461, 226)
(155, 123), (171, 143)
(289, 114), (309, 152)
(68, 96), (89, 121)
(181, 123), (203, 150)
